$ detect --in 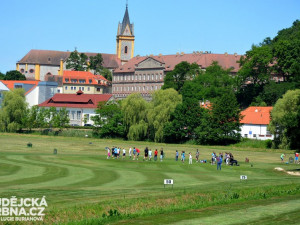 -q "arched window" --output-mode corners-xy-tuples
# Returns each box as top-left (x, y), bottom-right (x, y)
(124, 46), (128, 54)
